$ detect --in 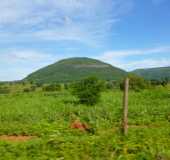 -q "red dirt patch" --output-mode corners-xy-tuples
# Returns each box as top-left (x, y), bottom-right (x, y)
(70, 120), (90, 131)
(0, 135), (35, 142)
